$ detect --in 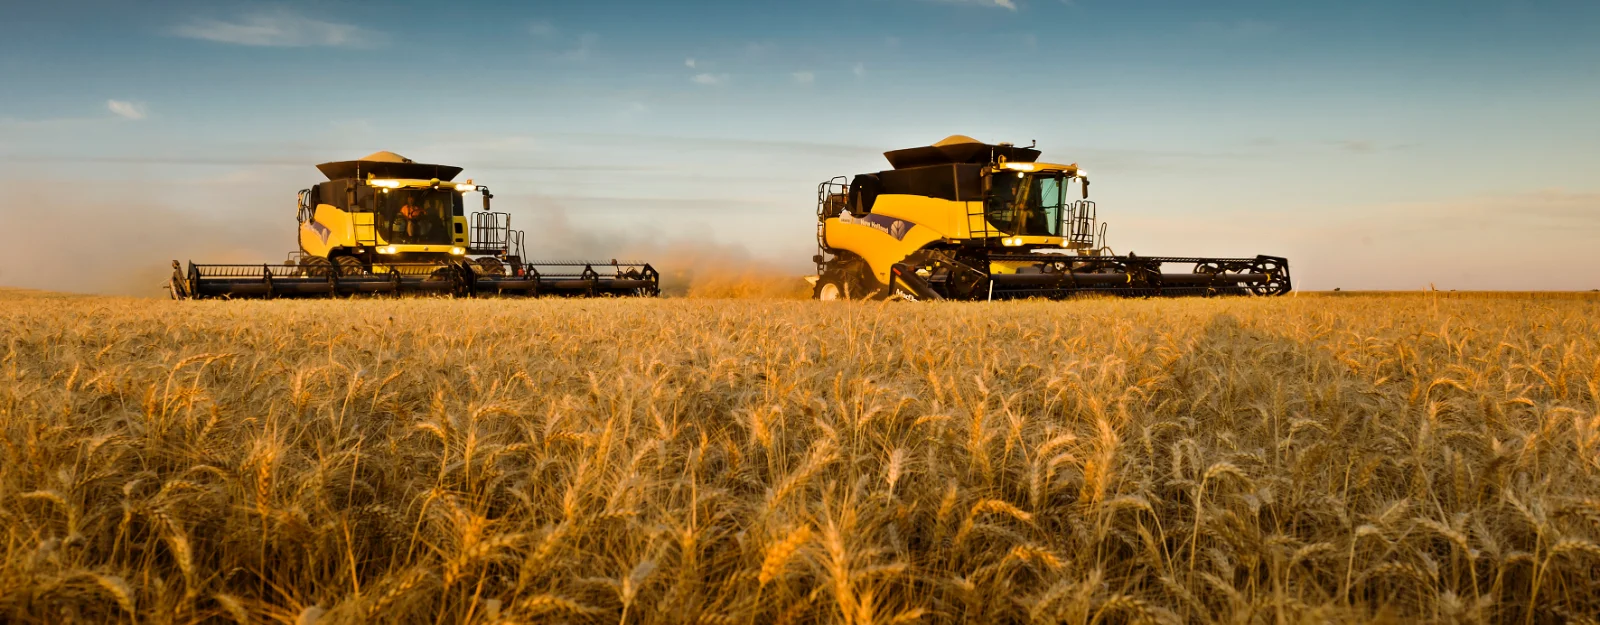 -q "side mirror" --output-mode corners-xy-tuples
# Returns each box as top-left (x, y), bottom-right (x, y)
(1081, 178), (1090, 199)
(481, 192), (492, 211)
